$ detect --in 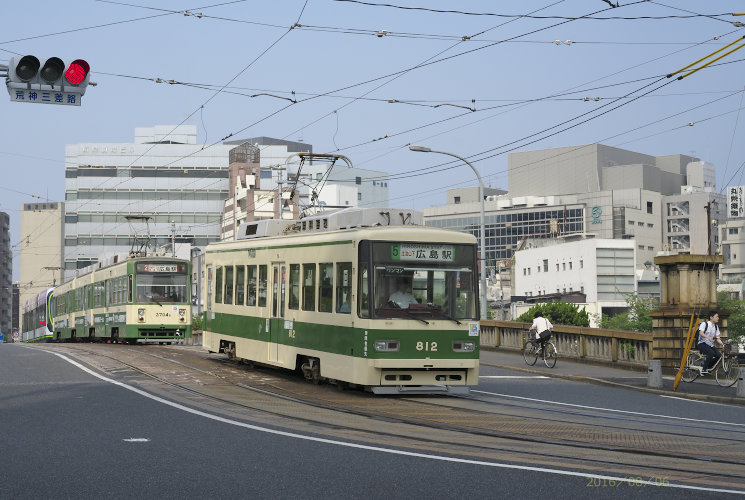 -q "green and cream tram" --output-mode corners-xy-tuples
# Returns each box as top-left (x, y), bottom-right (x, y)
(203, 208), (480, 393)
(52, 256), (191, 343)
